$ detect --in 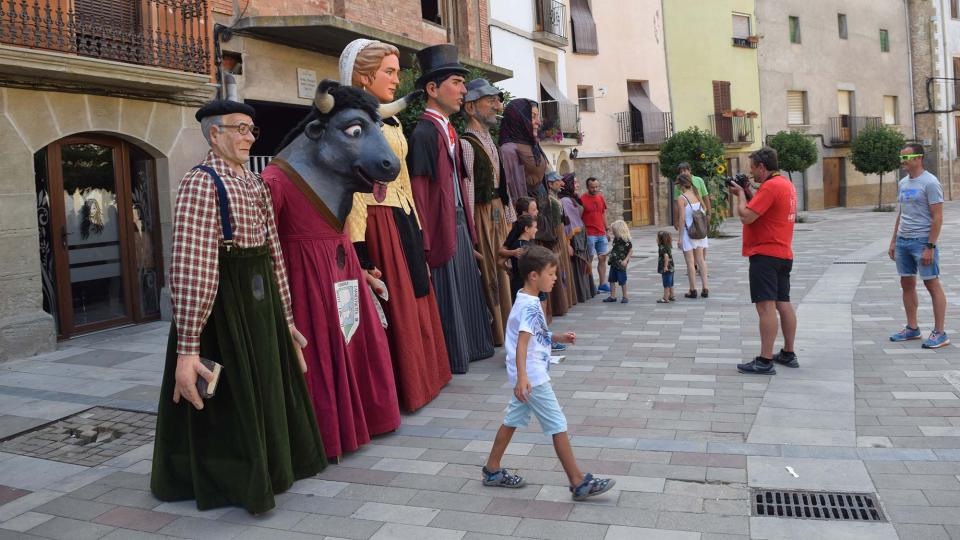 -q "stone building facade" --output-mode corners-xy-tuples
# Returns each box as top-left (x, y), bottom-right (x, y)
(757, 0), (913, 210)
(0, 0), (506, 360)
(906, 0), (960, 200)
